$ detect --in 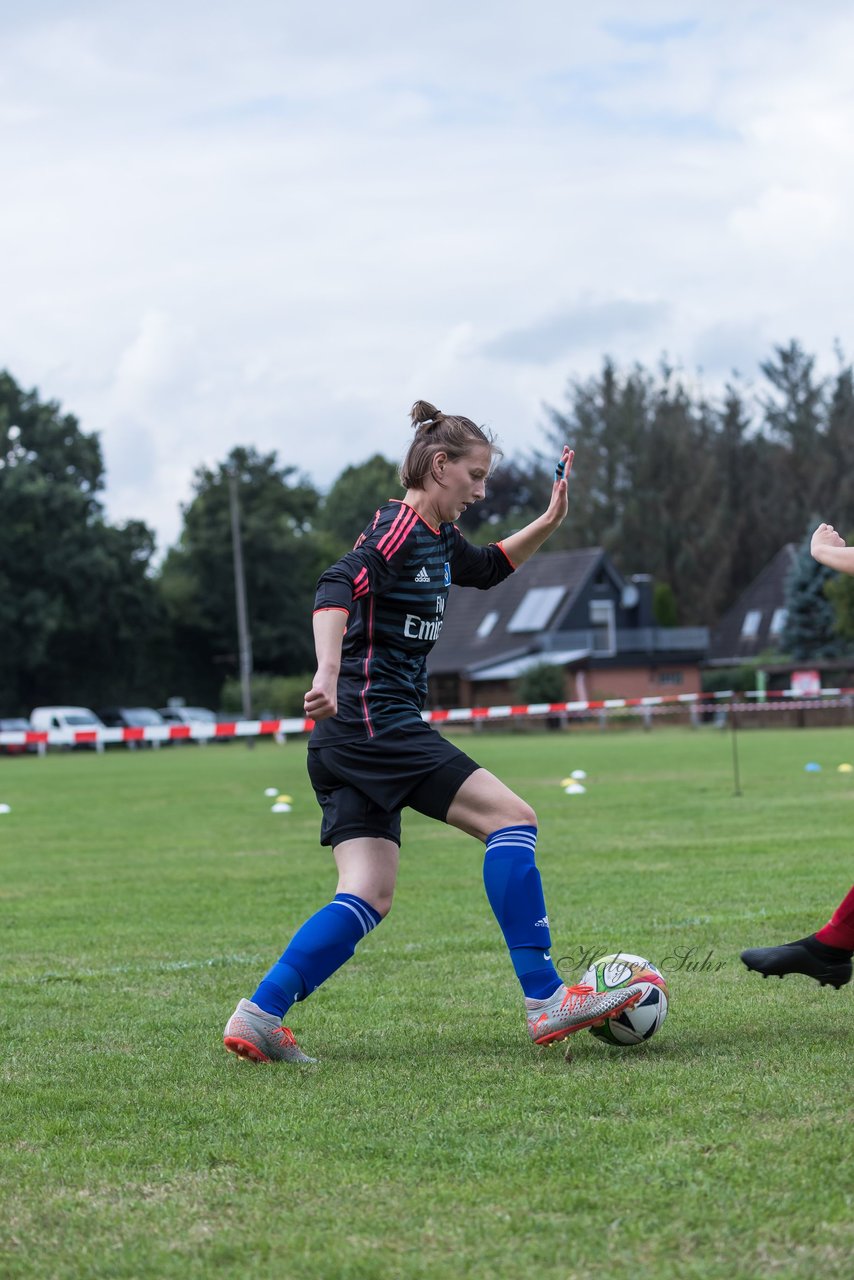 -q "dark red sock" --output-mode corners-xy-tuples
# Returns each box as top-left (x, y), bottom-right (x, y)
(815, 884), (854, 951)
